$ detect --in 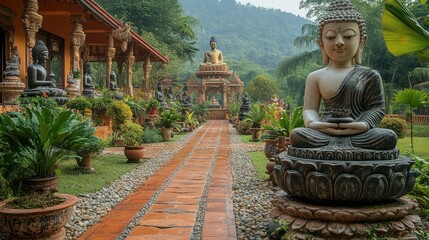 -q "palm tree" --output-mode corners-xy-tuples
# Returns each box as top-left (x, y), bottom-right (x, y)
(394, 88), (429, 154)
(276, 24), (320, 78)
